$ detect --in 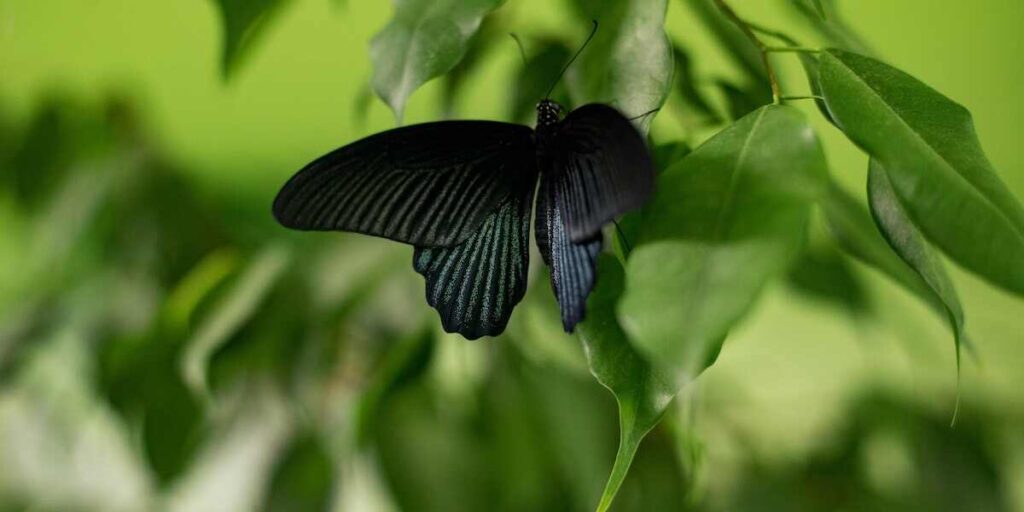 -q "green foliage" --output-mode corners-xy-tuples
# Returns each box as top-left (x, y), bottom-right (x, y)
(212, 0), (292, 79)
(567, 0), (673, 132)
(820, 49), (1024, 295)
(578, 255), (676, 512)
(2, 1), (1023, 511)
(868, 160), (968, 368)
(370, 0), (506, 122)
(620, 105), (826, 377)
